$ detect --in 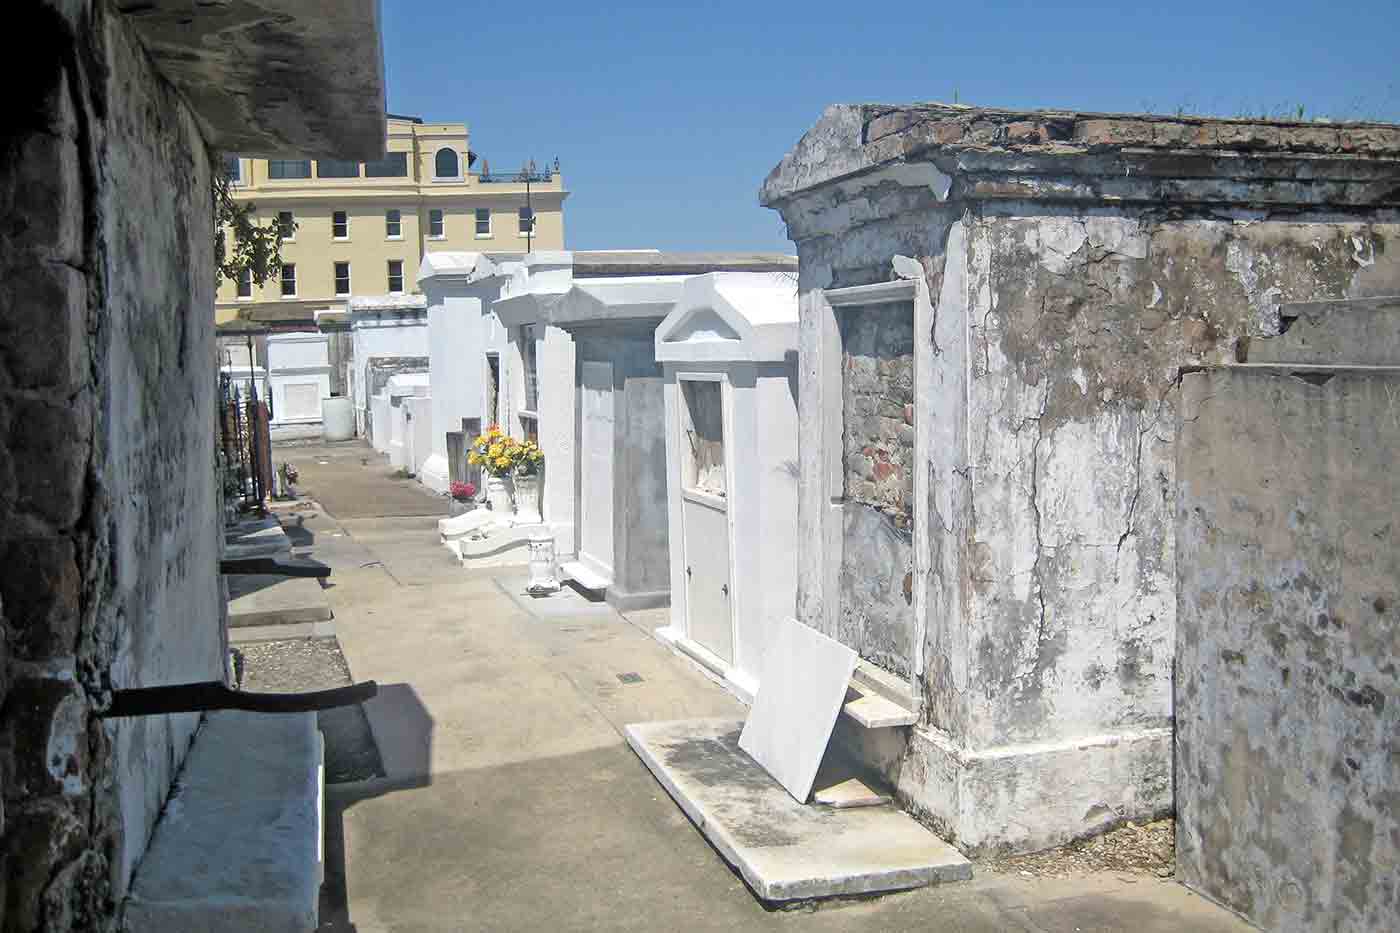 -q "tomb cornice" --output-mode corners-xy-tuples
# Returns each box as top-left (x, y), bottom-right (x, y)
(763, 103), (1400, 239)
